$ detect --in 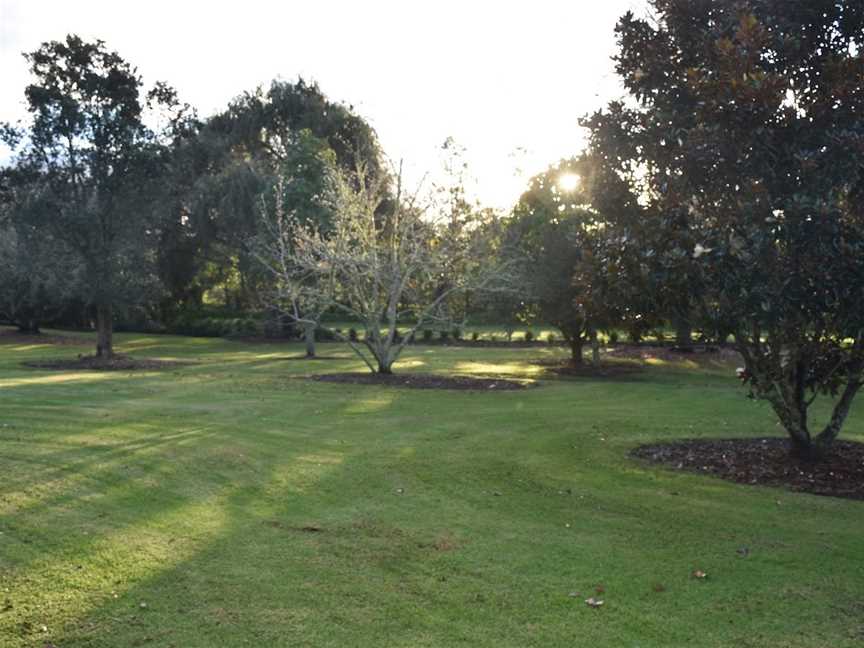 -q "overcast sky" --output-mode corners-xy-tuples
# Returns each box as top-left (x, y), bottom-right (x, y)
(0, 0), (646, 208)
